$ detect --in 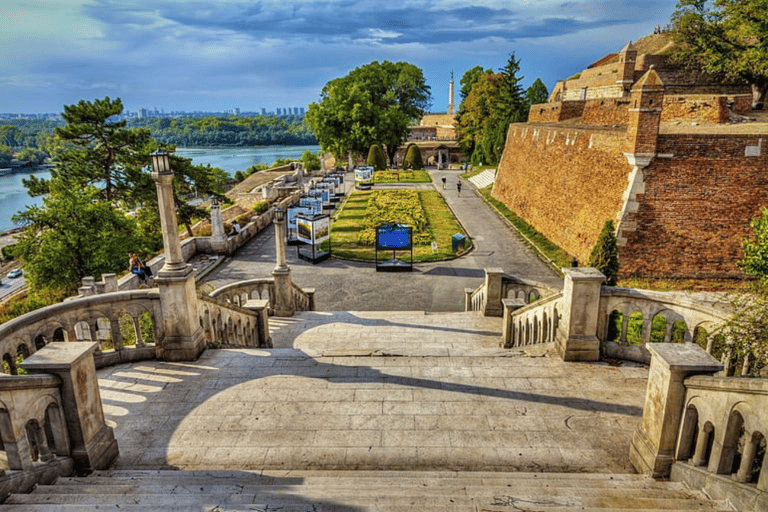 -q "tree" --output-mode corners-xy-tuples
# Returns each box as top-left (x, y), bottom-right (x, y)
(526, 78), (550, 107)
(588, 220), (620, 286)
(459, 66), (493, 102)
(301, 150), (321, 171)
(49, 97), (153, 202)
(12, 183), (144, 294)
(739, 206), (768, 284)
(484, 53), (528, 164)
(455, 73), (502, 165)
(307, 61), (431, 166)
(670, 0), (768, 108)
(0, 144), (12, 167)
(366, 144), (387, 170)
(403, 144), (424, 170)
